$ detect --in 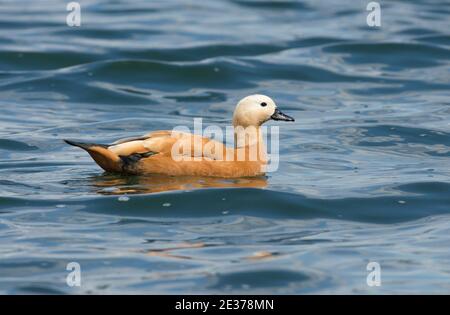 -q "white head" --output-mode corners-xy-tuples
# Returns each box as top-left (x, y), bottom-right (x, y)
(232, 94), (294, 128)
